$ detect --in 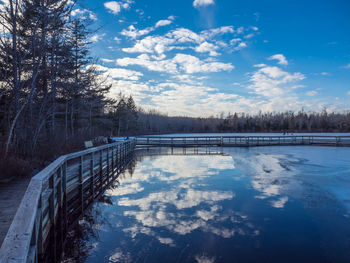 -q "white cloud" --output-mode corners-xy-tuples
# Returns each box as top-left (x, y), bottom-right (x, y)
(229, 38), (247, 51)
(114, 37), (121, 43)
(268, 54), (288, 65)
(168, 28), (204, 44)
(121, 18), (174, 39)
(306, 90), (318, 96)
(233, 42), (247, 51)
(71, 8), (97, 21)
(117, 54), (177, 73)
(116, 53), (234, 74)
(142, 81), (241, 117)
(120, 25), (247, 56)
(104, 1), (132, 15)
(104, 1), (121, 14)
(101, 58), (114, 63)
(201, 26), (234, 39)
(194, 41), (220, 56)
(121, 25), (154, 39)
(155, 19), (173, 28)
(244, 33), (255, 39)
(90, 33), (105, 42)
(236, 27), (244, 34)
(347, 91), (350, 96)
(344, 63), (350, 69)
(248, 65), (304, 97)
(254, 63), (267, 68)
(89, 64), (143, 81)
(173, 53), (233, 73)
(193, 0), (215, 8)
